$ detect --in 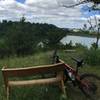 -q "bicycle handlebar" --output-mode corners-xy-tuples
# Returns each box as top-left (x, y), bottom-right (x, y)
(71, 57), (84, 67)
(71, 57), (82, 62)
(52, 49), (84, 68)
